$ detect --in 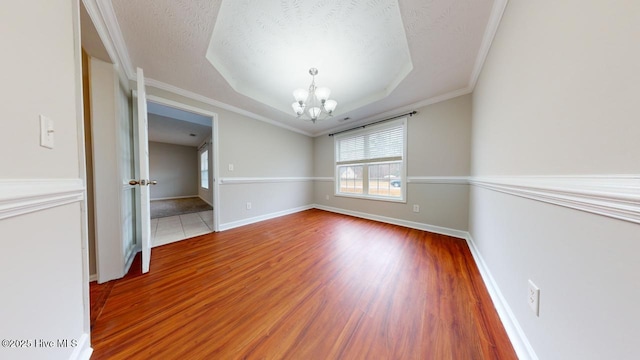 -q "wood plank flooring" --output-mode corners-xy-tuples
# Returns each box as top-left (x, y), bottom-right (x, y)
(90, 209), (516, 359)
